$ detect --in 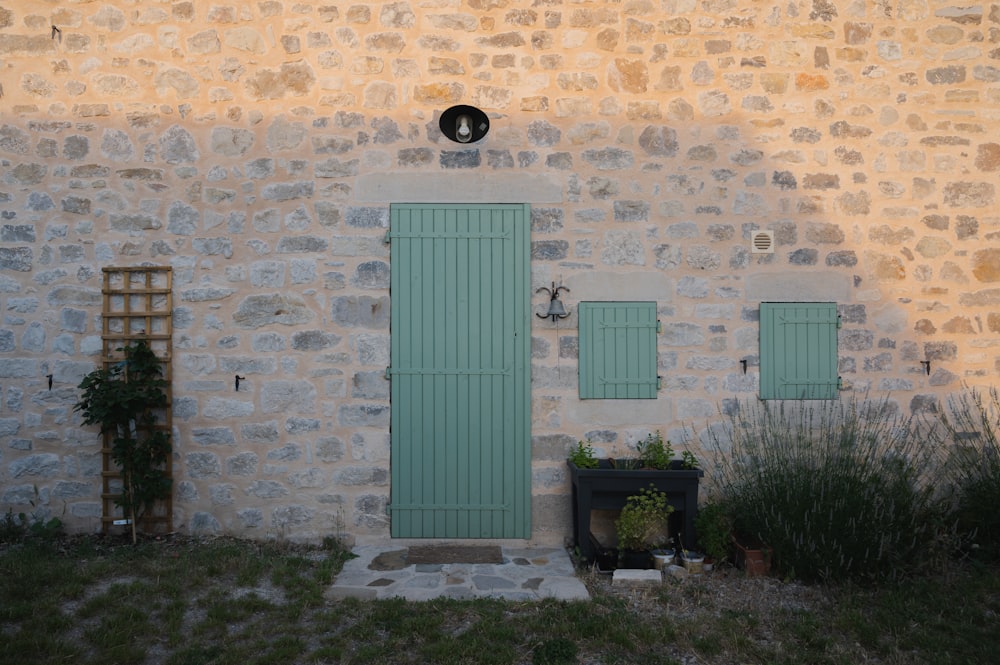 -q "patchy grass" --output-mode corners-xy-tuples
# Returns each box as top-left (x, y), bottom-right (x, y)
(1, 535), (998, 664)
